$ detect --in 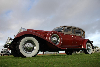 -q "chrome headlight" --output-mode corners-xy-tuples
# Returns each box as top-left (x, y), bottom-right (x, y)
(18, 27), (27, 33)
(6, 37), (13, 44)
